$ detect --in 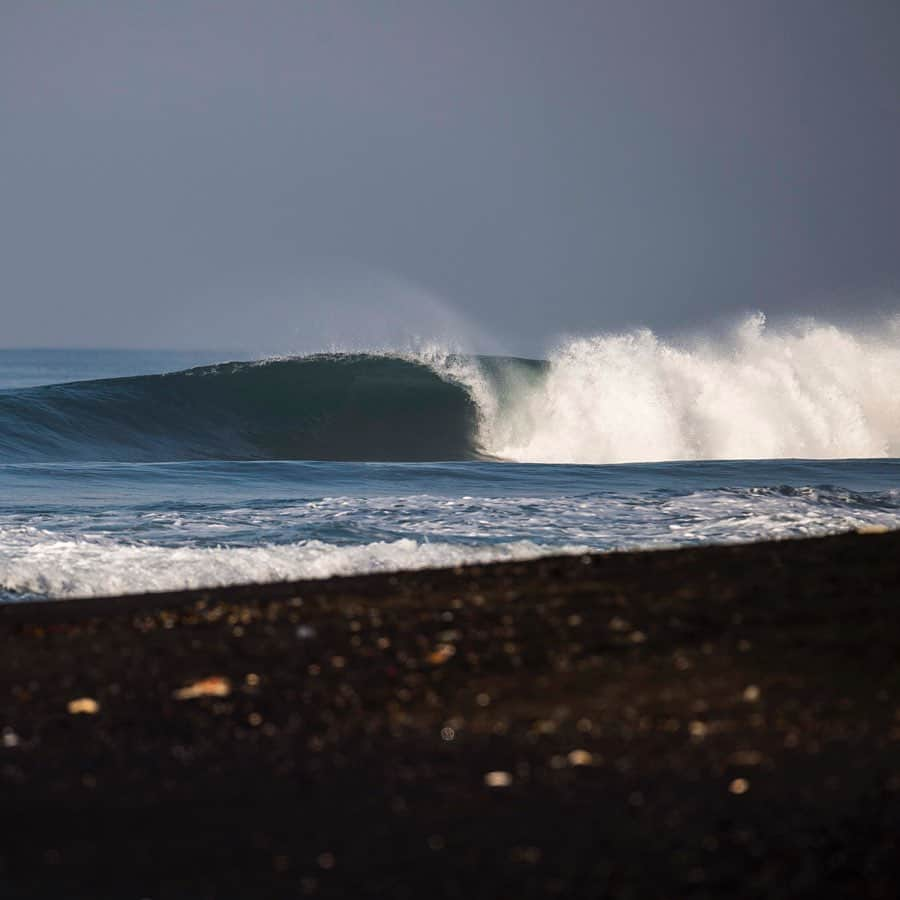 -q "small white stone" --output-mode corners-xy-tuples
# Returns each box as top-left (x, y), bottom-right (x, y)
(567, 749), (593, 766)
